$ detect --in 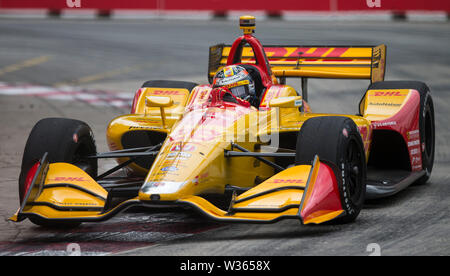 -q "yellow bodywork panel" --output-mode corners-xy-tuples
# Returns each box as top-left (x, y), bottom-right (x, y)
(16, 163), (107, 220)
(10, 162), (142, 222)
(233, 165), (310, 210)
(133, 87), (190, 117)
(44, 163), (107, 198)
(260, 84), (298, 108)
(178, 195), (299, 222)
(178, 159), (344, 225)
(178, 164), (313, 223)
(362, 89), (412, 121)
